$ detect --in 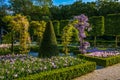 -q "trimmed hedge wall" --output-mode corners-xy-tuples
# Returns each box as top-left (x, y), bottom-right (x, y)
(89, 16), (104, 47)
(105, 14), (120, 36)
(77, 54), (120, 67)
(105, 14), (120, 47)
(89, 16), (104, 36)
(59, 20), (69, 34)
(52, 20), (60, 36)
(16, 61), (96, 80)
